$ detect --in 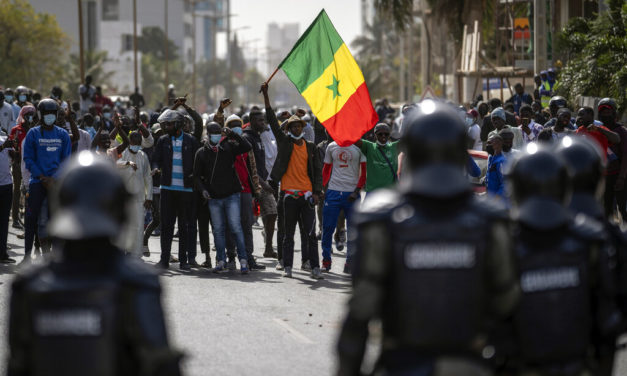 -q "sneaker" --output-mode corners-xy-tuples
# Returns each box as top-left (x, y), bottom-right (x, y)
(283, 266), (293, 278)
(155, 261), (169, 270)
(263, 249), (278, 258)
(301, 260), (312, 271)
(276, 260), (284, 271)
(11, 222), (23, 230)
(240, 258), (249, 274)
(0, 257), (16, 264)
(201, 260), (212, 268)
(227, 259), (237, 271)
(213, 260), (226, 273)
(336, 242), (345, 252)
(179, 263), (191, 271)
(189, 260), (201, 268)
(249, 259), (266, 270)
(311, 267), (324, 280)
(322, 259), (332, 272)
(142, 245), (150, 257)
(343, 262), (352, 275)
(169, 255), (179, 263)
(16, 233), (25, 239)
